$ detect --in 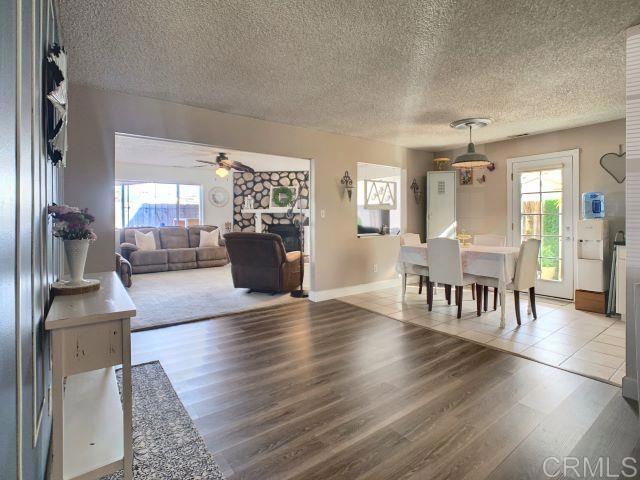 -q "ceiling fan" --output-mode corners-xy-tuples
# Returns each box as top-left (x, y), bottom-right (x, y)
(195, 152), (255, 178)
